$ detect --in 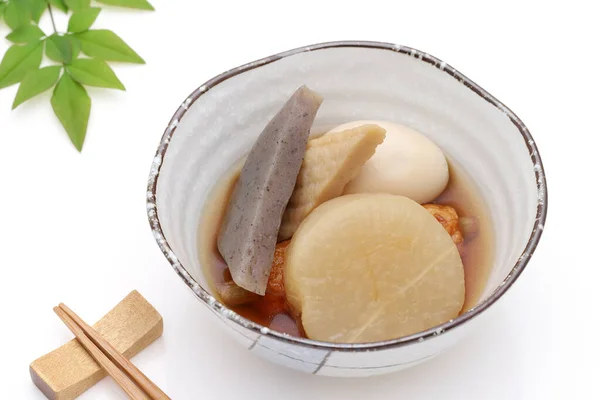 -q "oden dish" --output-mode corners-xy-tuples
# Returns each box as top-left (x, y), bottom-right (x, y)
(148, 41), (547, 377)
